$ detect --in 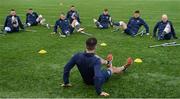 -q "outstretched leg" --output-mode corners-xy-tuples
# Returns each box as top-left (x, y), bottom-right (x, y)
(93, 18), (103, 28)
(36, 15), (50, 29)
(108, 57), (133, 74)
(113, 21), (127, 30)
(71, 19), (84, 32)
(95, 53), (113, 67)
